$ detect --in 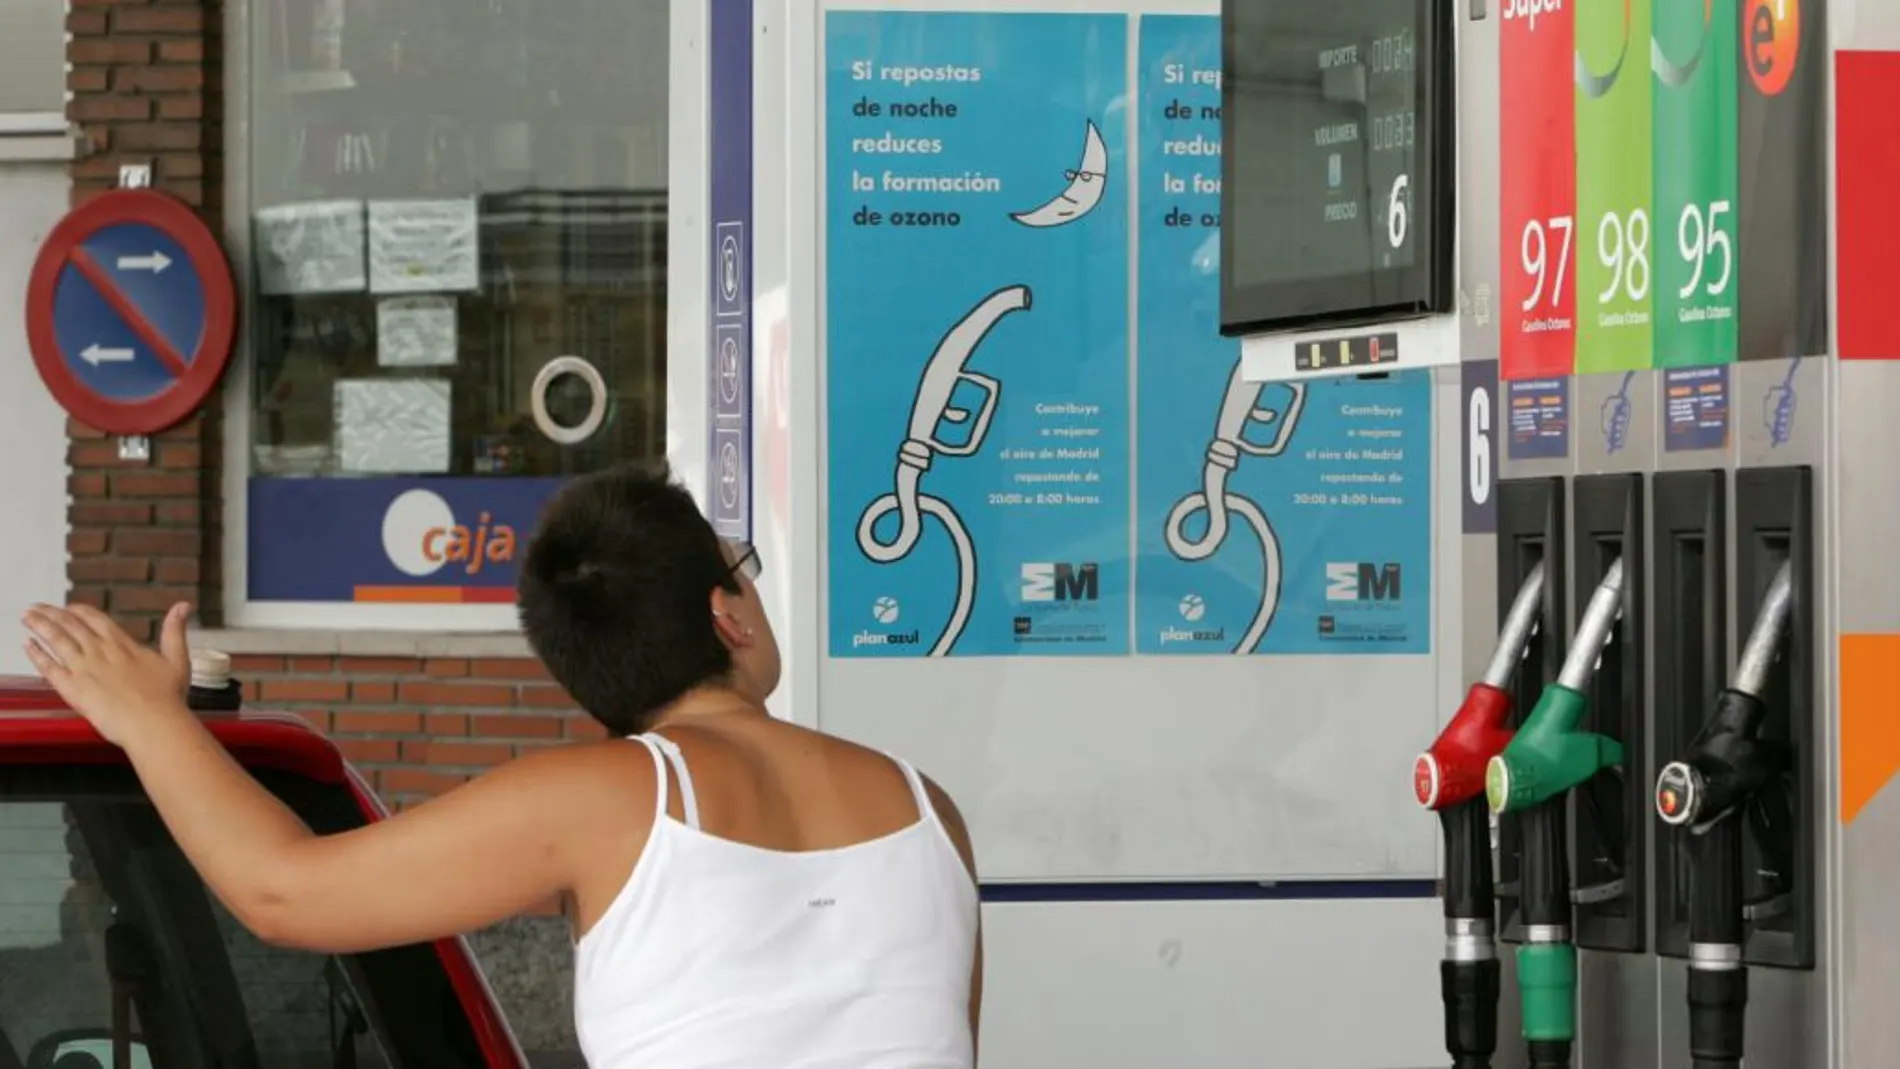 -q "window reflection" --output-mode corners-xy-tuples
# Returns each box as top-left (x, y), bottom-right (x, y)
(246, 0), (669, 478)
